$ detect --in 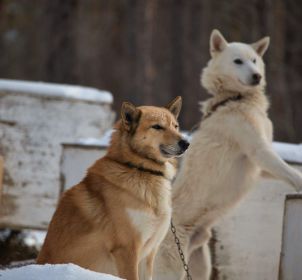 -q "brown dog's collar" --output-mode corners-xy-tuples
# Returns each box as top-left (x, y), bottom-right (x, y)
(203, 94), (243, 120)
(113, 159), (168, 179)
(124, 161), (165, 177)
